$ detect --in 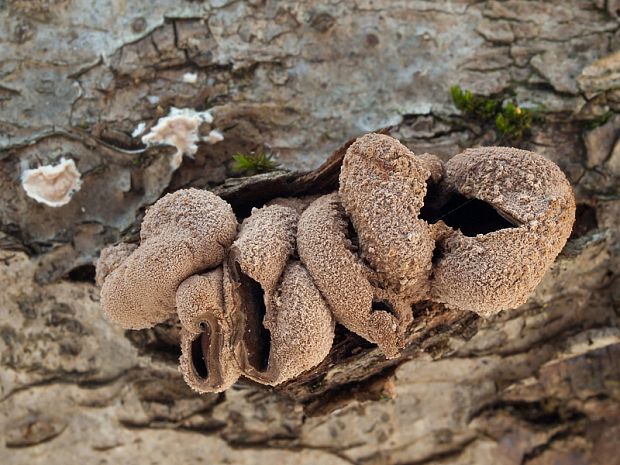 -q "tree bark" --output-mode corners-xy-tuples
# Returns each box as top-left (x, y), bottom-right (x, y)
(1, 1), (619, 464)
